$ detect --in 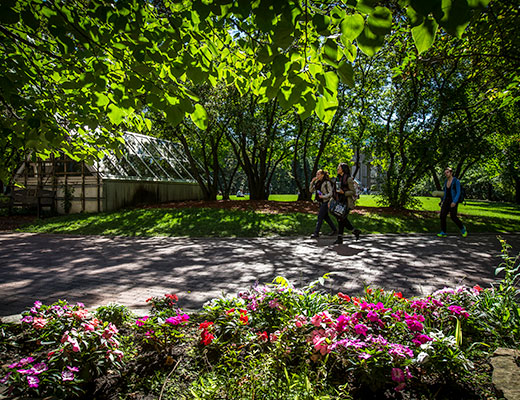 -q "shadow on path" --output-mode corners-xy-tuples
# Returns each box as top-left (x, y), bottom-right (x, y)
(1, 232), (519, 316)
